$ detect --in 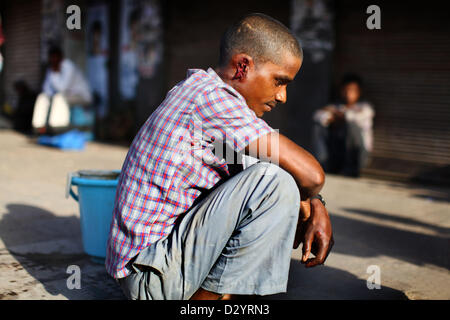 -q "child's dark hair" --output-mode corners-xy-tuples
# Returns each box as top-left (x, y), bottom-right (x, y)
(340, 73), (363, 89)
